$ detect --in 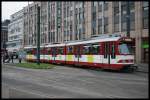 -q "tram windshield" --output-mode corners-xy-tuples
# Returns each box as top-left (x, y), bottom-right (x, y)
(118, 43), (134, 55)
